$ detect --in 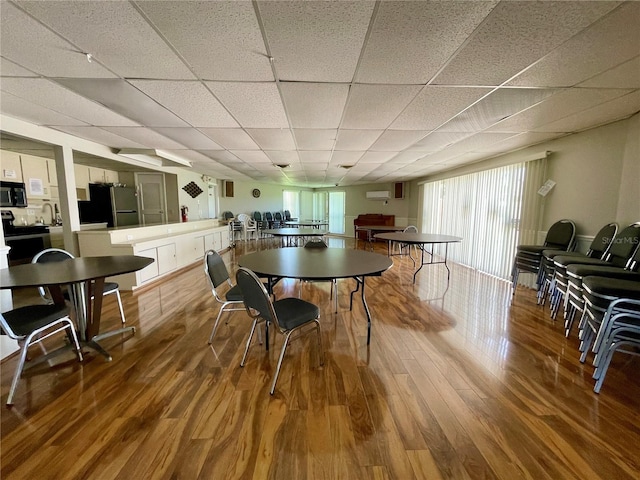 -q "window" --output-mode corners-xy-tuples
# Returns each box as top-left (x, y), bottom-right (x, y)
(328, 191), (345, 234)
(283, 190), (300, 218)
(421, 158), (545, 280)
